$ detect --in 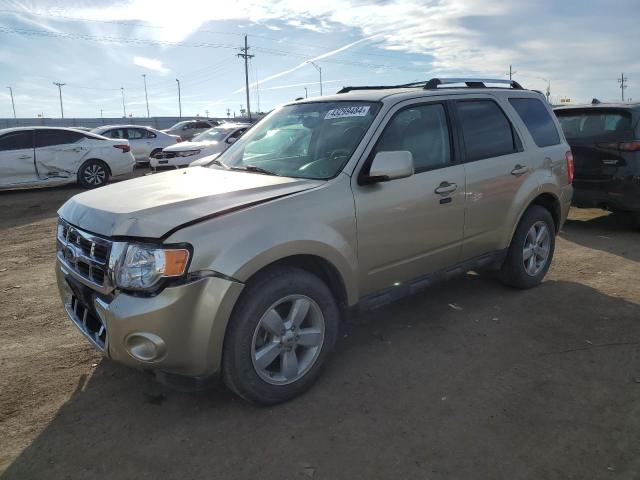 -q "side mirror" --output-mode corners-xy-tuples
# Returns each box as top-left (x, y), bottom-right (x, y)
(226, 137), (237, 144)
(366, 151), (414, 183)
